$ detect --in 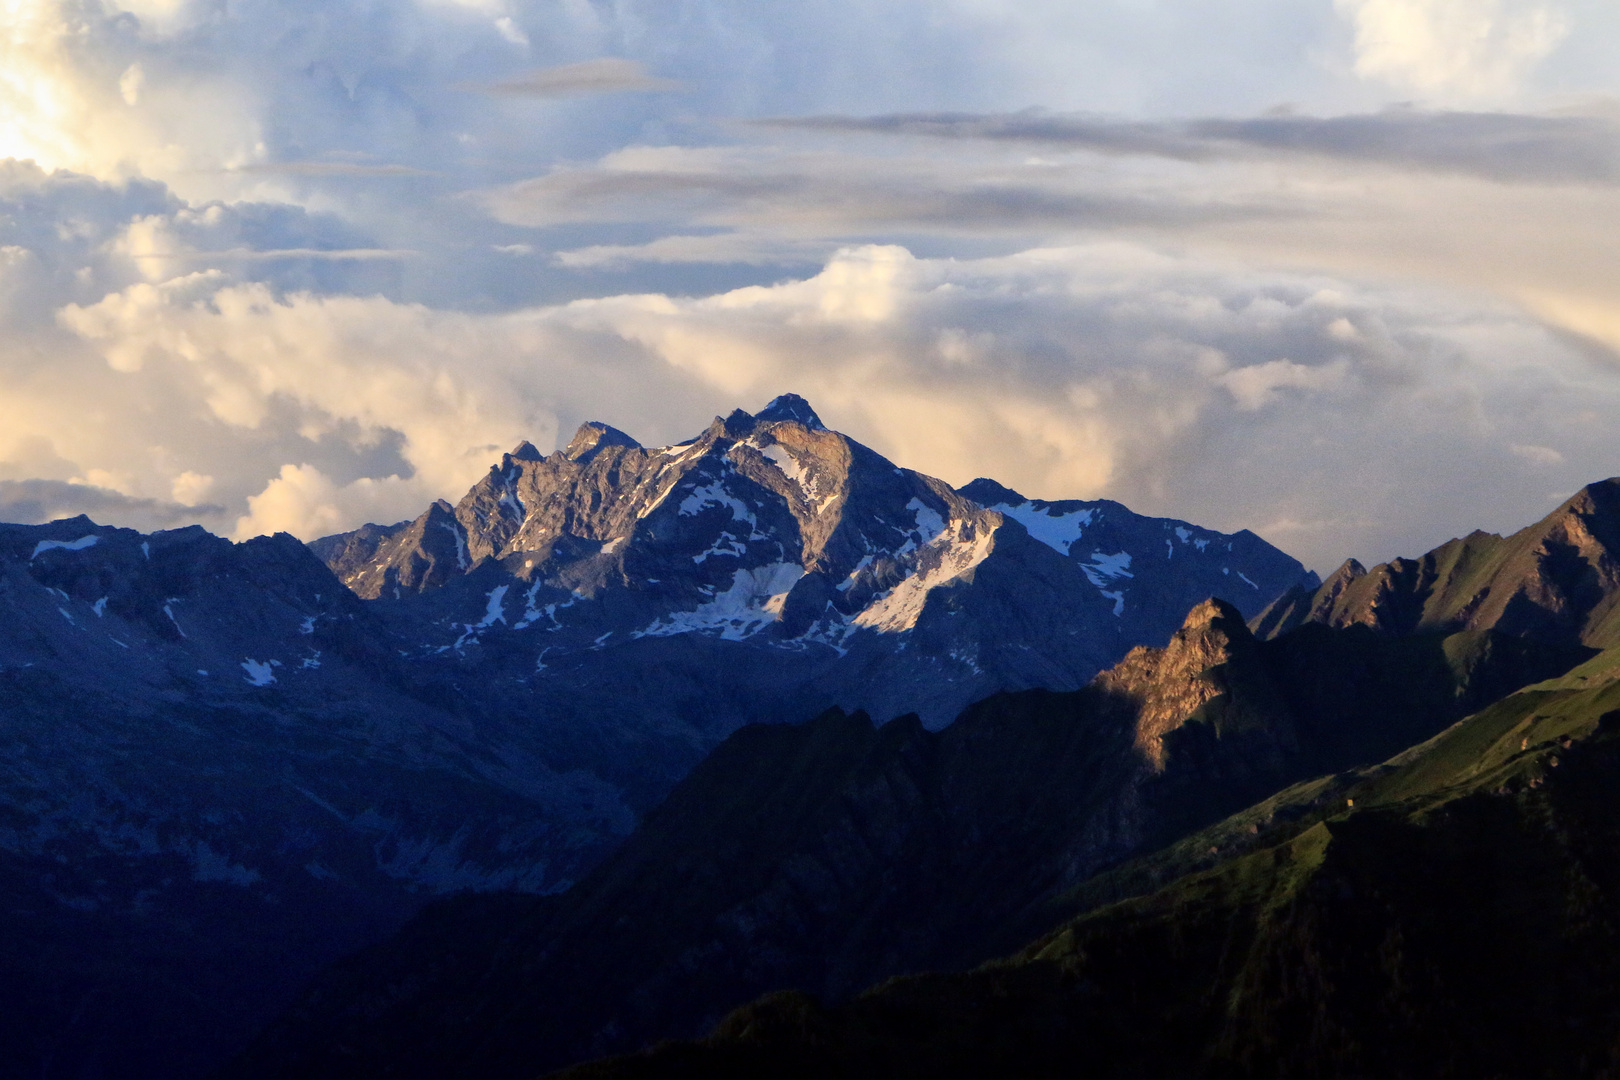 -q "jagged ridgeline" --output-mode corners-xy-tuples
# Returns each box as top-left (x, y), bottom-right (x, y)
(0, 395), (1310, 1080)
(1252, 478), (1620, 647)
(307, 393), (1313, 737)
(550, 644), (1620, 1080)
(226, 602), (1588, 1079)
